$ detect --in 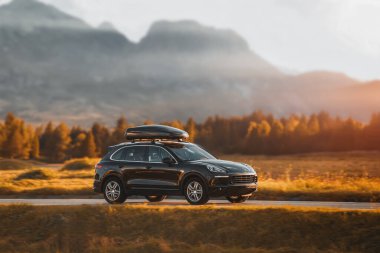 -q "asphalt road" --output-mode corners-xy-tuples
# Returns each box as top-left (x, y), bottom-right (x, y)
(0, 199), (379, 210)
